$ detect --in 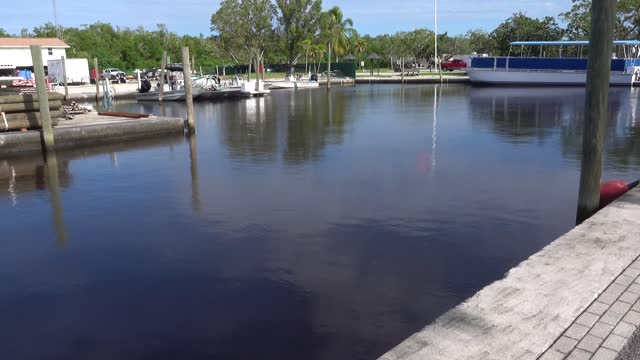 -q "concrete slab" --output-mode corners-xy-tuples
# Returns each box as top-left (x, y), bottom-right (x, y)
(379, 188), (640, 360)
(0, 113), (185, 155)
